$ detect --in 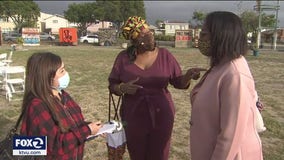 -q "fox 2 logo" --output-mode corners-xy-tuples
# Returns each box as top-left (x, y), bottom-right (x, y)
(13, 136), (47, 150)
